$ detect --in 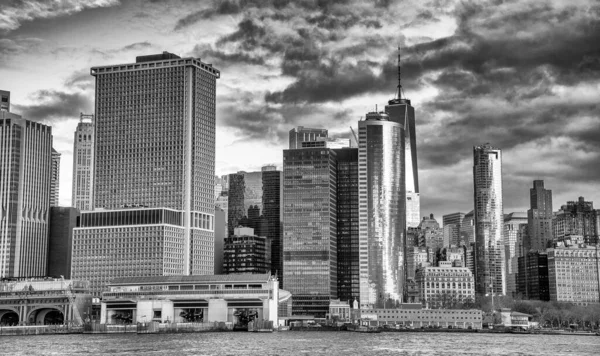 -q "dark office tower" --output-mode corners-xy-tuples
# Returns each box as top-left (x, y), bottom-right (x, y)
(72, 52), (219, 295)
(553, 197), (599, 245)
(50, 148), (61, 207)
(0, 112), (53, 278)
(473, 144), (505, 296)
(460, 210), (476, 246)
(227, 173), (245, 236)
(283, 147), (338, 317)
(386, 49), (419, 228)
(72, 113), (94, 211)
(214, 206), (226, 275)
(358, 111), (405, 308)
(288, 126), (328, 149)
(48, 207), (80, 278)
(0, 90), (9, 112)
(334, 147), (359, 305)
(516, 251), (549, 301)
(262, 167), (282, 282)
(526, 180), (553, 251)
(223, 227), (270, 274)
